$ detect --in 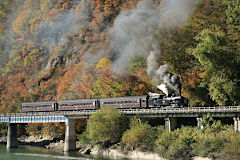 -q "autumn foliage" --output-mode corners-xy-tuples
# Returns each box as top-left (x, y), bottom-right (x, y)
(0, 0), (240, 117)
